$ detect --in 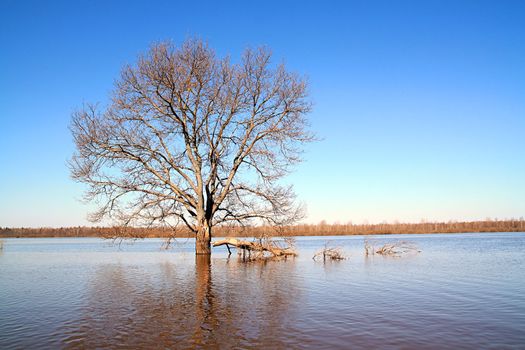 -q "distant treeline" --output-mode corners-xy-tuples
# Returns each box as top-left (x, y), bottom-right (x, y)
(1, 219), (524, 238)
